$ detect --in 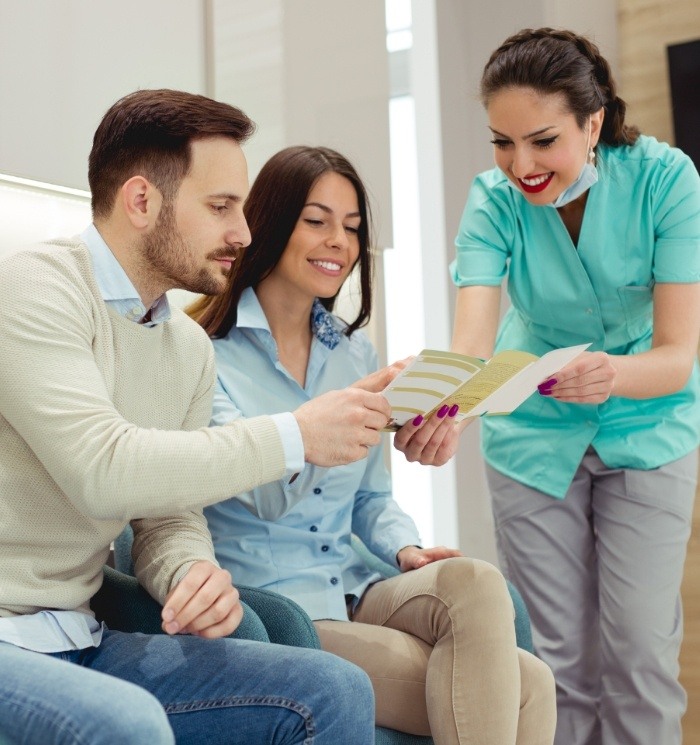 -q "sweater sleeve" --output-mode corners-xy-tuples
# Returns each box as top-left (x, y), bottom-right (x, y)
(130, 346), (220, 601)
(0, 249), (286, 522)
